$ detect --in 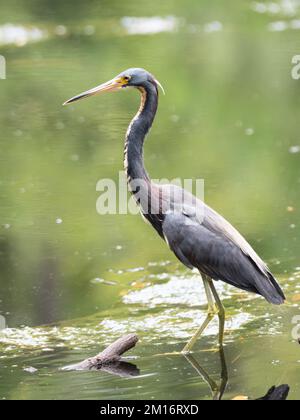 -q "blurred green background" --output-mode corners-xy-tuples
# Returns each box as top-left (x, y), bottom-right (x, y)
(0, 0), (300, 400)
